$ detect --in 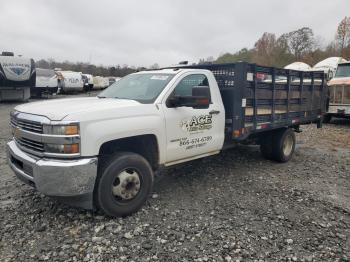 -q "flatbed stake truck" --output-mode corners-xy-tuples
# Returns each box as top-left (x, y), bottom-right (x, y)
(7, 62), (327, 217)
